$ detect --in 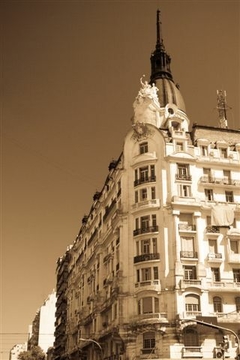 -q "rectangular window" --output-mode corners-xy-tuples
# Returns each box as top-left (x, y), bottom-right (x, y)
(177, 164), (191, 180)
(135, 191), (138, 203)
(141, 216), (150, 230)
(181, 236), (194, 251)
(140, 167), (148, 181)
(220, 148), (228, 158)
(233, 269), (240, 283)
(184, 266), (196, 280)
(152, 238), (157, 253)
(211, 267), (220, 282)
(141, 239), (150, 254)
(143, 332), (155, 349)
(230, 240), (239, 254)
(142, 297), (152, 313)
(205, 189), (214, 201)
(140, 188), (148, 201)
(151, 187), (156, 200)
(140, 142), (148, 154)
(201, 146), (208, 156)
(152, 214), (157, 227)
(225, 191), (234, 203)
(176, 142), (184, 151)
(223, 170), (231, 184)
(142, 268), (151, 281)
(179, 184), (191, 197)
(153, 266), (159, 280)
(209, 239), (217, 254)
